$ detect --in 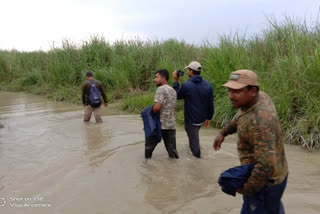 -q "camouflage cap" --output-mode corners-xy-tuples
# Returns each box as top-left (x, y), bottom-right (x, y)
(222, 69), (259, 89)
